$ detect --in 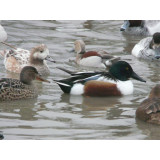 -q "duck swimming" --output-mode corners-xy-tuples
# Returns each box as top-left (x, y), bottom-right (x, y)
(0, 43), (55, 76)
(120, 20), (148, 35)
(132, 32), (160, 60)
(120, 20), (160, 36)
(54, 61), (146, 96)
(73, 40), (120, 68)
(0, 66), (49, 101)
(136, 84), (160, 124)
